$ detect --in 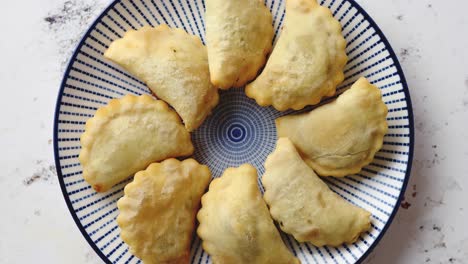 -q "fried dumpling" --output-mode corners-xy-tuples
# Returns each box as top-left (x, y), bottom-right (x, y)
(104, 25), (219, 131)
(262, 138), (371, 246)
(206, 0), (274, 89)
(117, 159), (211, 264)
(197, 164), (300, 264)
(276, 77), (388, 177)
(245, 0), (347, 111)
(79, 94), (194, 192)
